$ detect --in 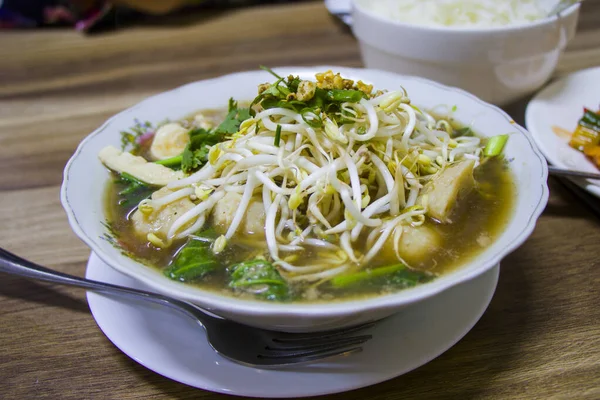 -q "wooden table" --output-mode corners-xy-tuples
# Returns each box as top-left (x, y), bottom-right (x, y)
(1, 2), (599, 399)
